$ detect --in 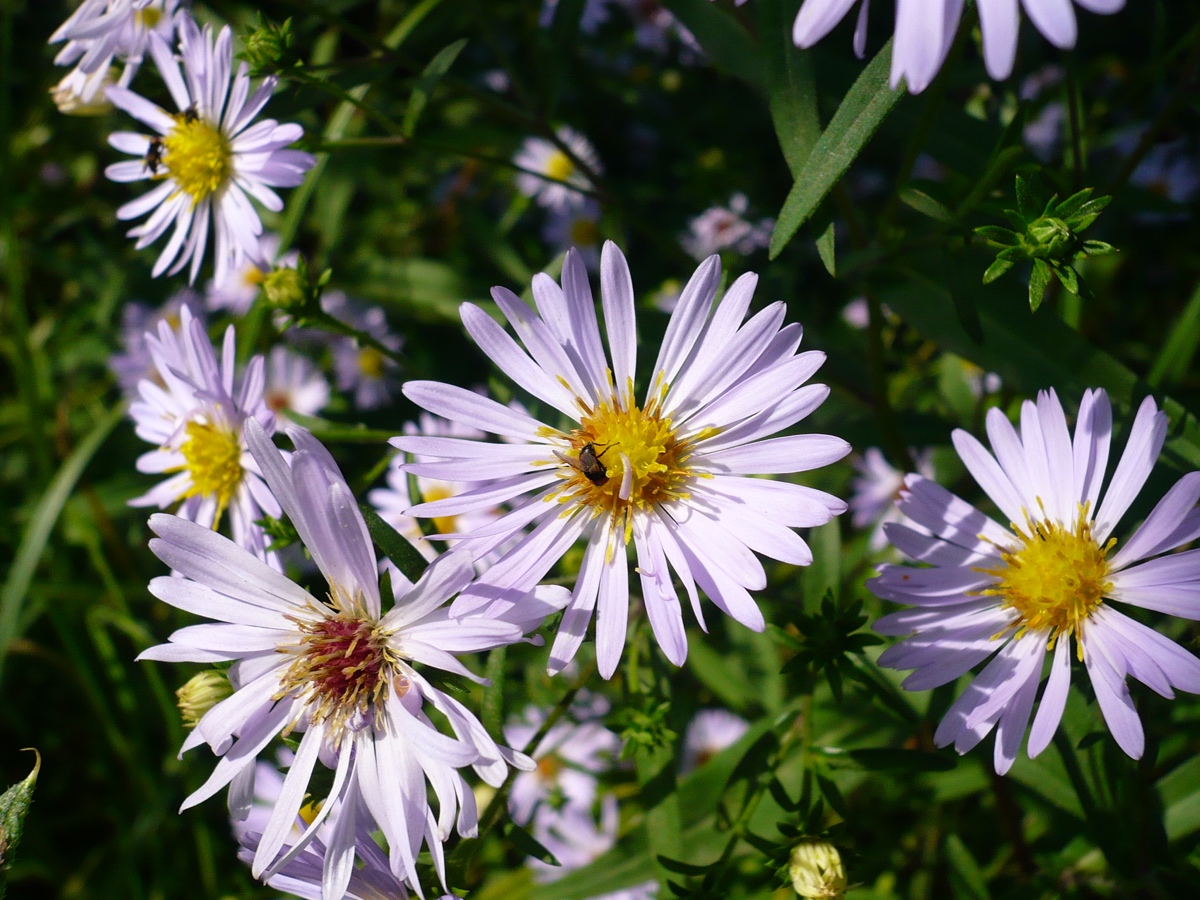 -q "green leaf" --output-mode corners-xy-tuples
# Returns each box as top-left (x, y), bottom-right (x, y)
(0, 406), (123, 686)
(816, 220), (836, 276)
(1028, 258), (1052, 311)
(769, 40), (902, 258)
(505, 821), (561, 867)
(358, 502), (429, 583)
(403, 38), (467, 137)
(662, 0), (763, 87)
(1014, 173), (1039, 220)
(982, 256), (1015, 284)
(1149, 278), (1200, 390)
(1052, 262), (1080, 296)
(0, 749), (40, 893)
(944, 833), (991, 900)
(973, 225), (1016, 245)
(899, 186), (953, 222)
(758, 0), (819, 178)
